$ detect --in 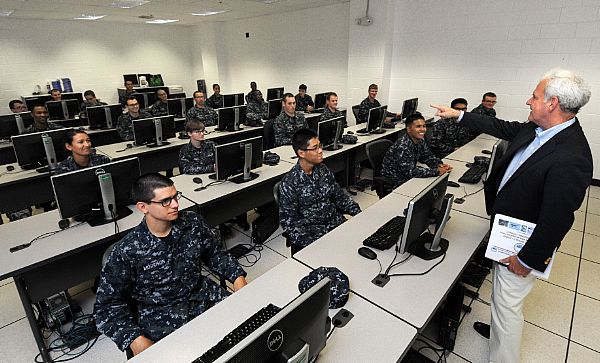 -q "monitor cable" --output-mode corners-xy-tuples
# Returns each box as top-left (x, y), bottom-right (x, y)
(9, 220), (86, 253)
